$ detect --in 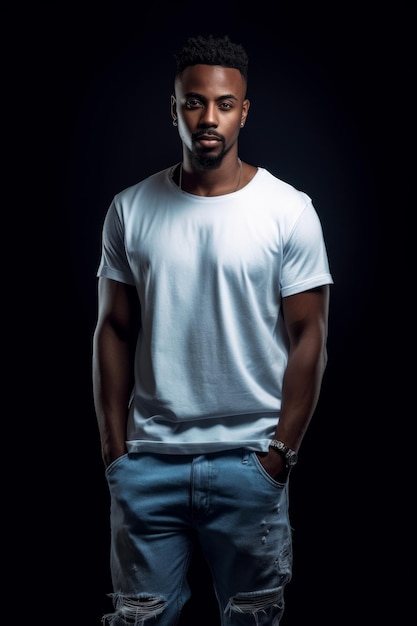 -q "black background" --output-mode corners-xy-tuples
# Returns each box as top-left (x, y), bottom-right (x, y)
(18, 2), (411, 624)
